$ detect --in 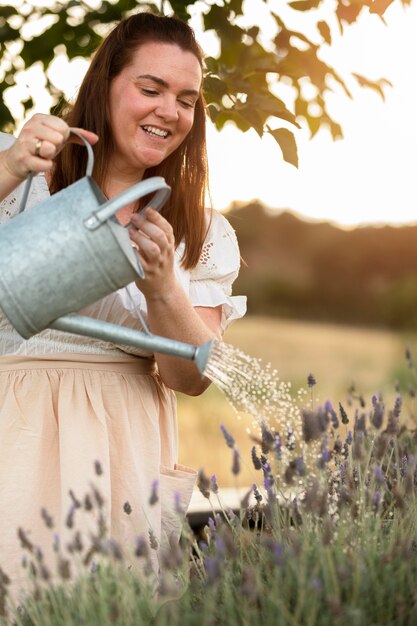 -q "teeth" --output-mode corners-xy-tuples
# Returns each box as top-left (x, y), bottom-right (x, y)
(143, 126), (168, 138)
